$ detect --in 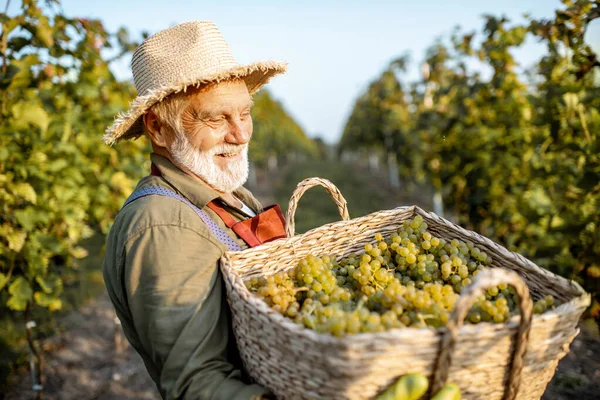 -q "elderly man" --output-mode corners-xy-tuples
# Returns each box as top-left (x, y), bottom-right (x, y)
(103, 21), (285, 399)
(103, 20), (458, 400)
